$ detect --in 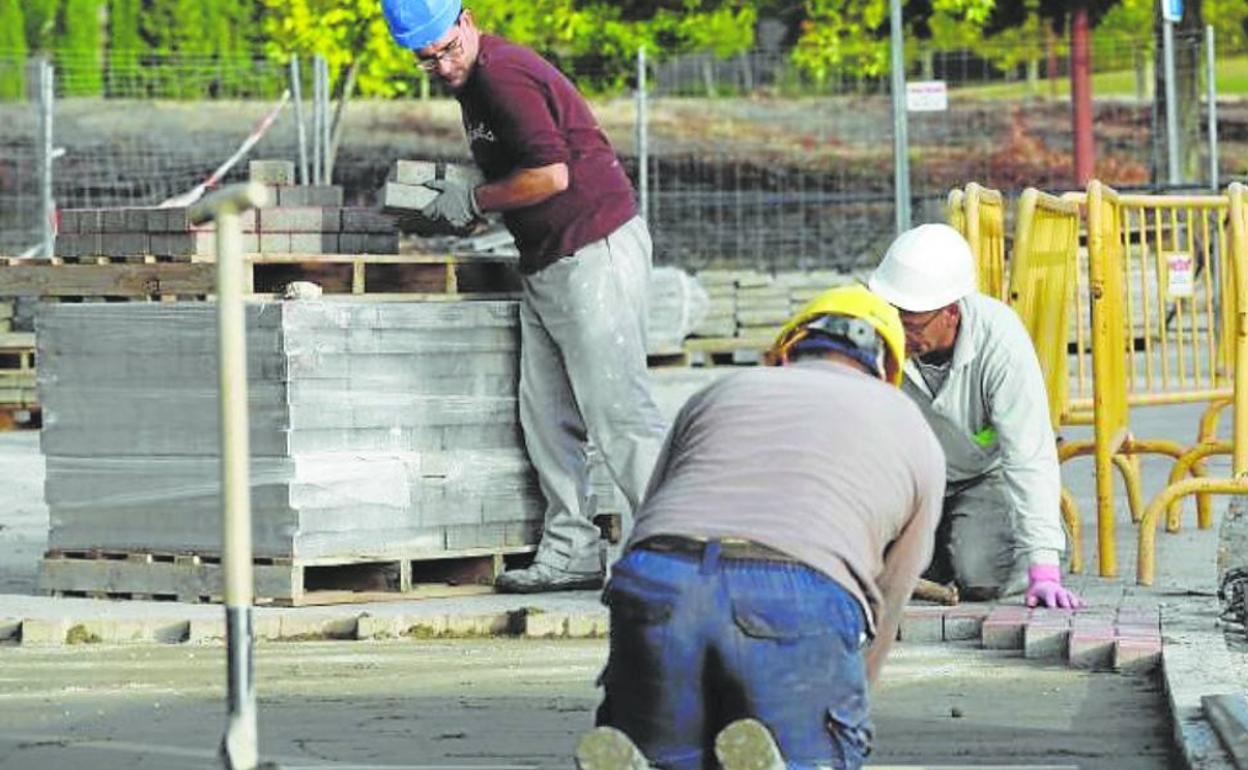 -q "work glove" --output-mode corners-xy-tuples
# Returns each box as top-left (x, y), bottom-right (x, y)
(1025, 564), (1083, 609)
(420, 178), (482, 236)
